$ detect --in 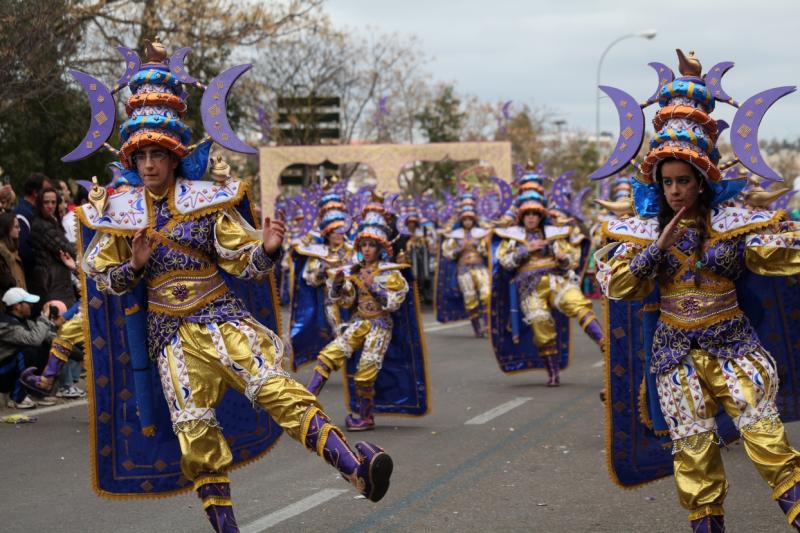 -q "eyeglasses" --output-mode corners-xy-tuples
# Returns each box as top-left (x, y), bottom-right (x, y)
(132, 149), (169, 165)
